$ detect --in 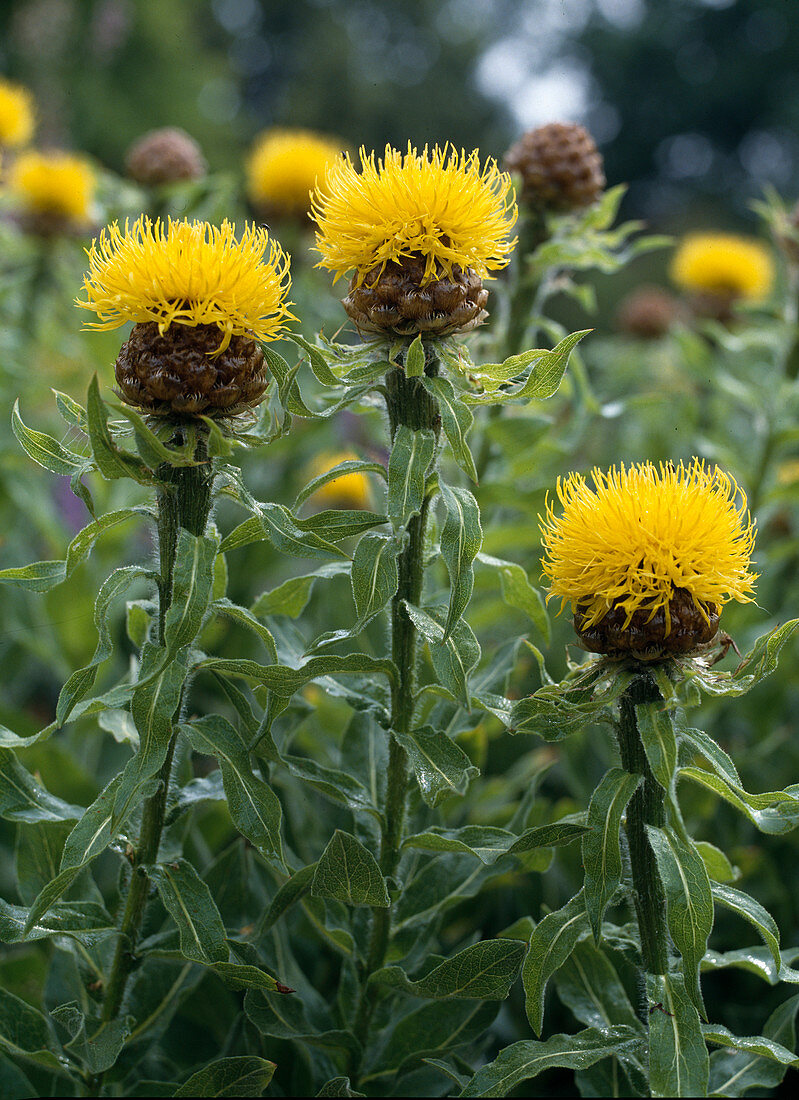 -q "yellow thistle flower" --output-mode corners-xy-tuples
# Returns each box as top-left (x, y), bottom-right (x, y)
(0, 78), (34, 148)
(77, 216), (294, 351)
(10, 150), (94, 222)
(308, 451), (372, 510)
(311, 143), (517, 286)
(246, 128), (344, 216)
(540, 459), (757, 636)
(670, 232), (774, 301)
